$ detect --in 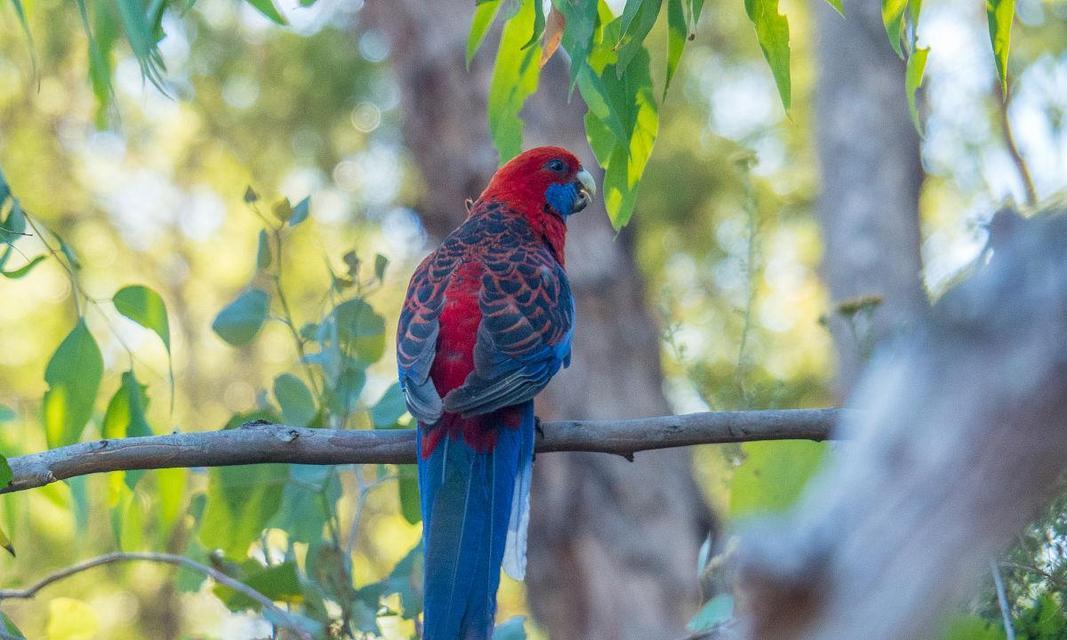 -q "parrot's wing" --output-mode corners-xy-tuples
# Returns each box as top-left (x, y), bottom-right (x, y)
(396, 250), (454, 423)
(443, 252), (574, 417)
